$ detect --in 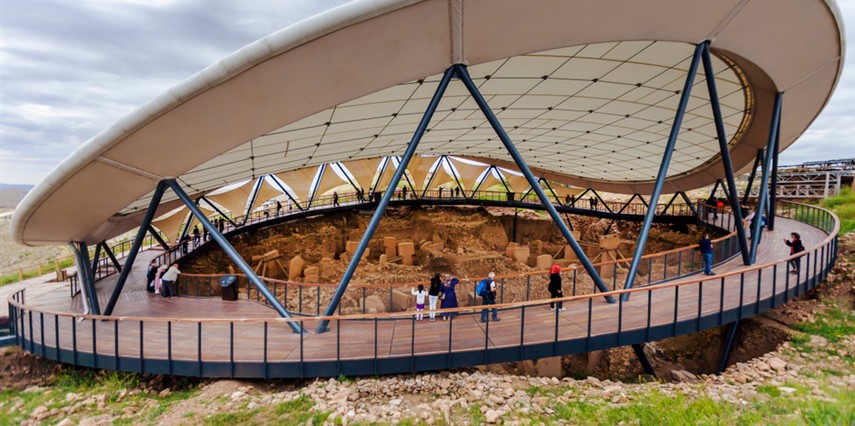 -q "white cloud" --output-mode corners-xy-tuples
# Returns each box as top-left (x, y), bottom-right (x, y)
(0, 0), (852, 184)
